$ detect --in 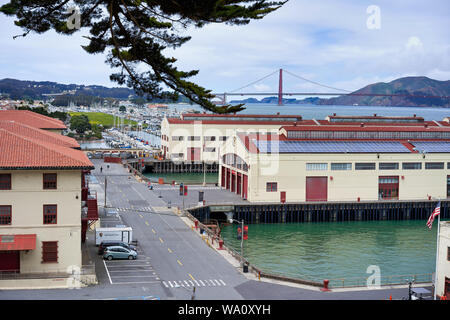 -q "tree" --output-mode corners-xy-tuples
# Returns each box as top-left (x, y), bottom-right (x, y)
(0, 1), (285, 114)
(70, 114), (91, 134)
